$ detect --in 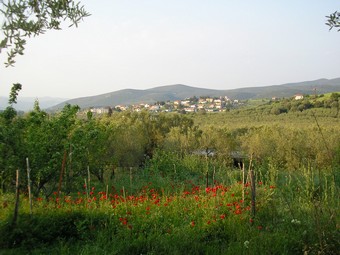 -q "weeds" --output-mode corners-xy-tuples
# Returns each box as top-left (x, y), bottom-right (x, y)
(0, 166), (338, 254)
